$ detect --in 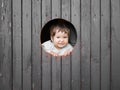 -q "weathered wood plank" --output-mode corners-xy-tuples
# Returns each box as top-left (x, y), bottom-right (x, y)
(41, 54), (52, 90)
(22, 0), (32, 90)
(52, 57), (61, 90)
(62, 0), (70, 20)
(71, 0), (81, 90)
(0, 0), (12, 90)
(41, 0), (52, 90)
(12, 0), (22, 90)
(61, 0), (71, 90)
(81, 0), (91, 90)
(52, 0), (61, 19)
(101, 0), (110, 90)
(62, 56), (71, 90)
(31, 0), (41, 90)
(111, 0), (120, 90)
(91, 0), (100, 90)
